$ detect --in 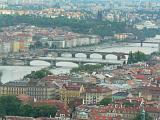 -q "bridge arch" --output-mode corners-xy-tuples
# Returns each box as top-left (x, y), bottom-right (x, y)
(105, 54), (119, 60)
(90, 53), (102, 59)
(75, 53), (87, 58)
(30, 60), (51, 66)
